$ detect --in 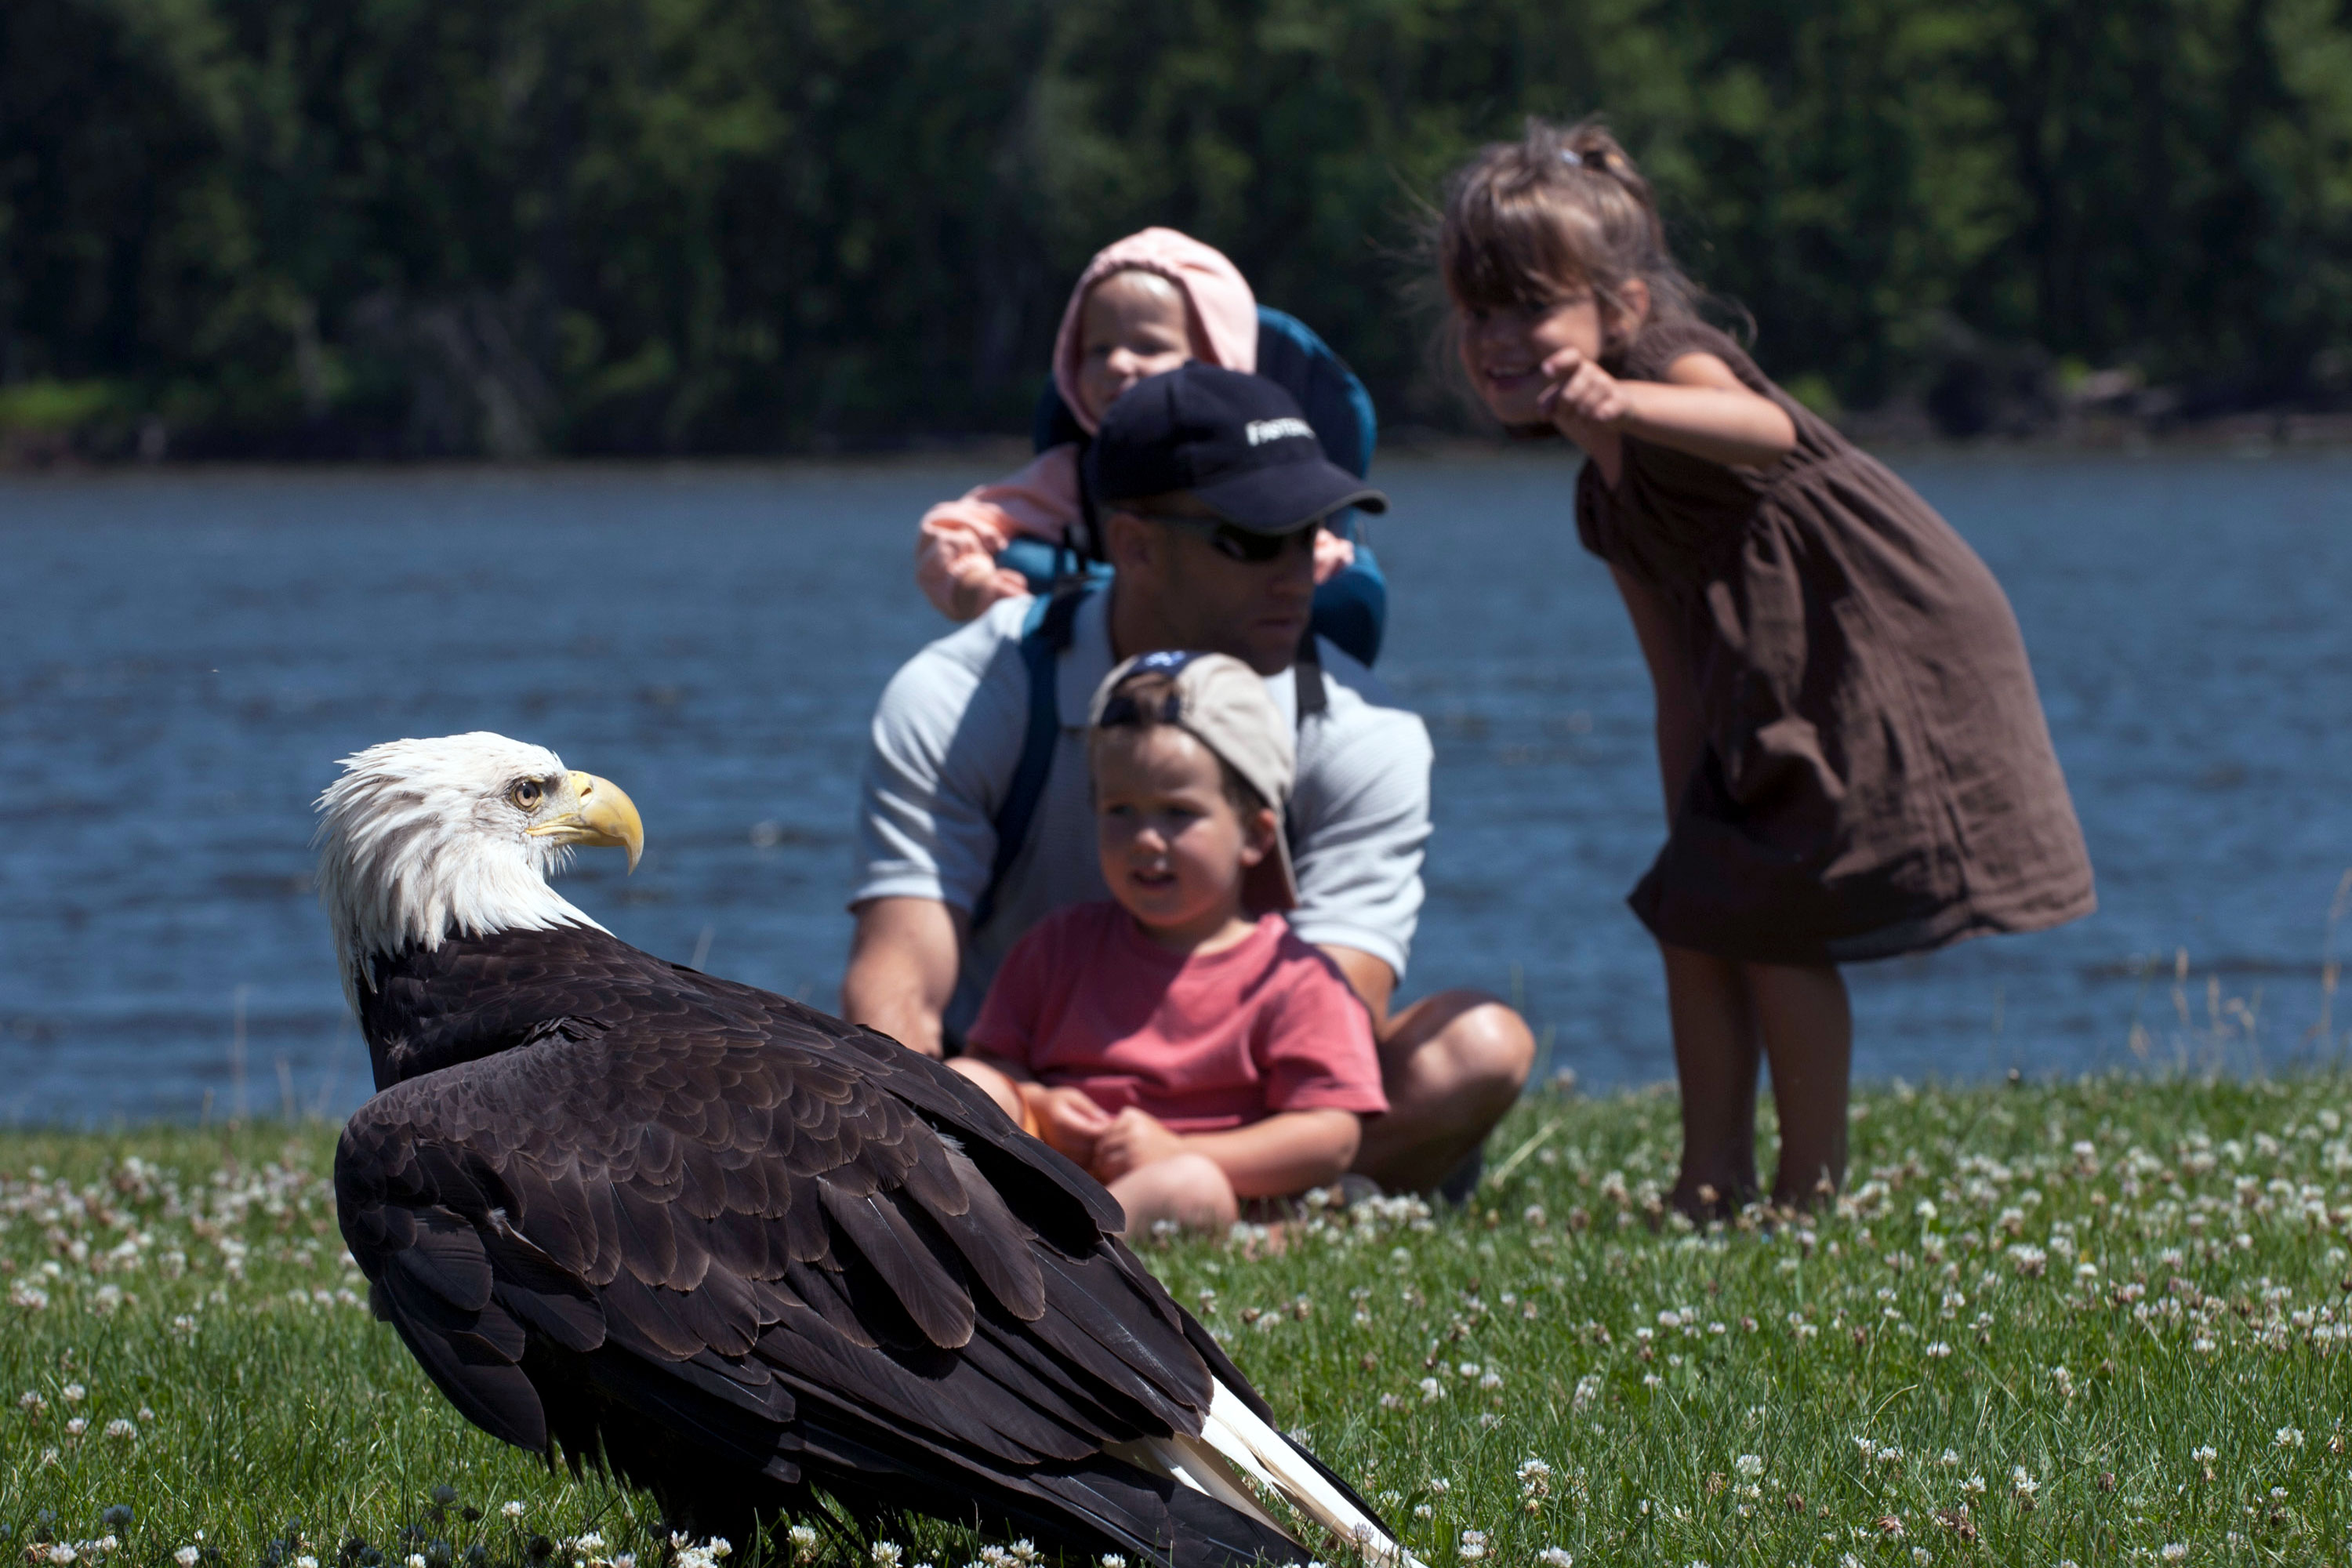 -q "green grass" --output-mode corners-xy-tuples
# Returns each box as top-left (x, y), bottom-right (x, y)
(5, 1076), (2351, 1566)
